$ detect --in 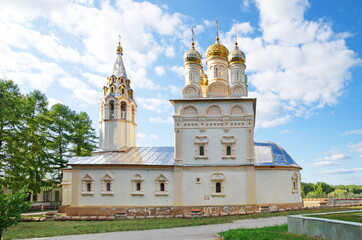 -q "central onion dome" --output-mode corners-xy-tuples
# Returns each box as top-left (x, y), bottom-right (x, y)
(200, 66), (208, 85)
(229, 42), (245, 64)
(184, 42), (201, 64)
(206, 37), (229, 60)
